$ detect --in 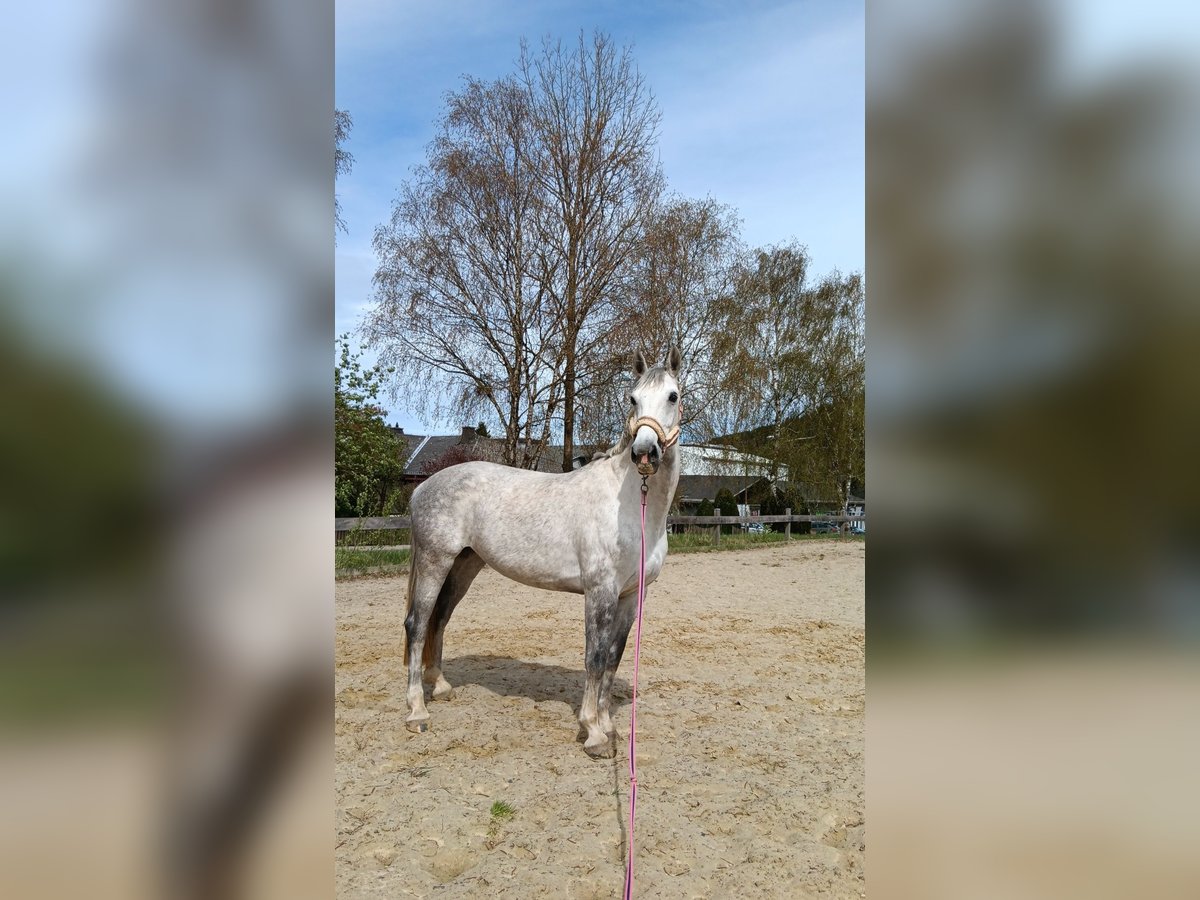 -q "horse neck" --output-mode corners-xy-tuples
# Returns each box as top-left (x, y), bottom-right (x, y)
(609, 445), (678, 521)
